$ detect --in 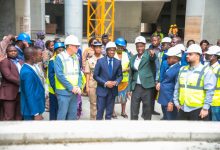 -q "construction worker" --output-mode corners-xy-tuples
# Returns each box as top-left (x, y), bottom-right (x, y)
(54, 35), (82, 120)
(47, 42), (65, 120)
(173, 44), (216, 120)
(84, 41), (103, 120)
(113, 37), (130, 119)
(15, 32), (31, 61)
(157, 46), (182, 120)
(205, 45), (220, 121)
(152, 25), (164, 40)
